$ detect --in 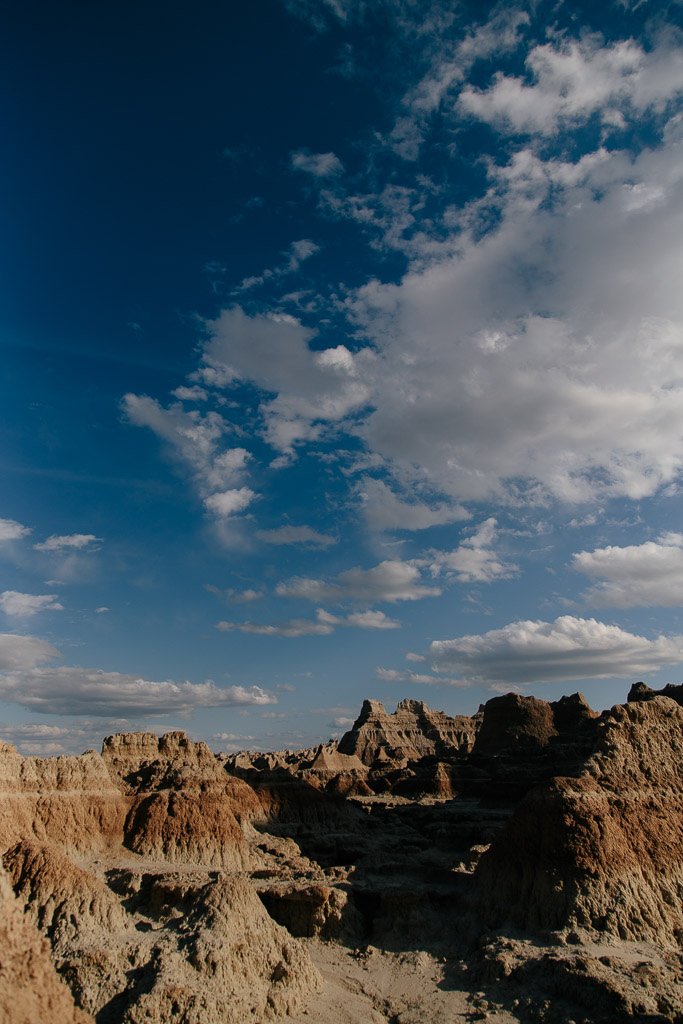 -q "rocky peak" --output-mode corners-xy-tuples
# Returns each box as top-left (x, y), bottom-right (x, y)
(337, 698), (479, 766)
(628, 680), (683, 706)
(102, 730), (221, 791)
